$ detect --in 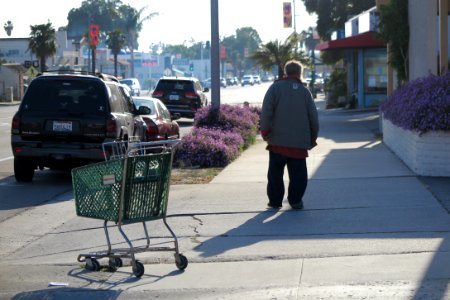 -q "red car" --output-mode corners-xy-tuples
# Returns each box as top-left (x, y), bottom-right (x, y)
(133, 97), (180, 141)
